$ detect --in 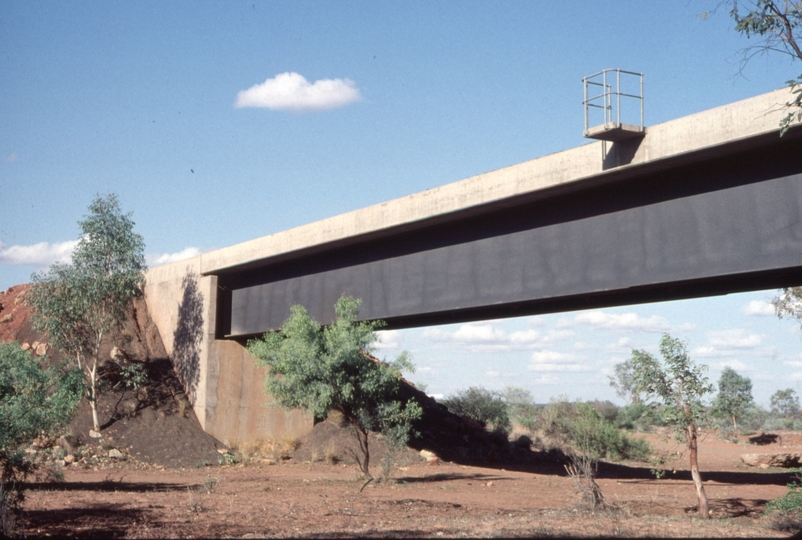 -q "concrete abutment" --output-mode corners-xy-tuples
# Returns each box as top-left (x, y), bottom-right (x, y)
(144, 259), (313, 446)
